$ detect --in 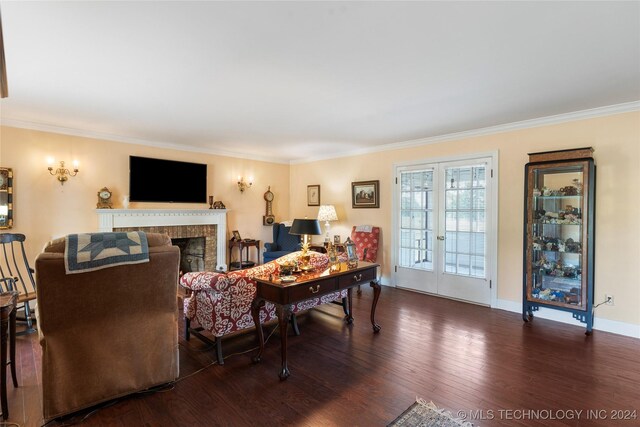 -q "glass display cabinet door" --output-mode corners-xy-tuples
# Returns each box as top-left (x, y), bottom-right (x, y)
(523, 149), (595, 334)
